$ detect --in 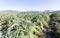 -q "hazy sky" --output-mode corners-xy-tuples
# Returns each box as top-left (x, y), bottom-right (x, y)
(0, 0), (60, 11)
